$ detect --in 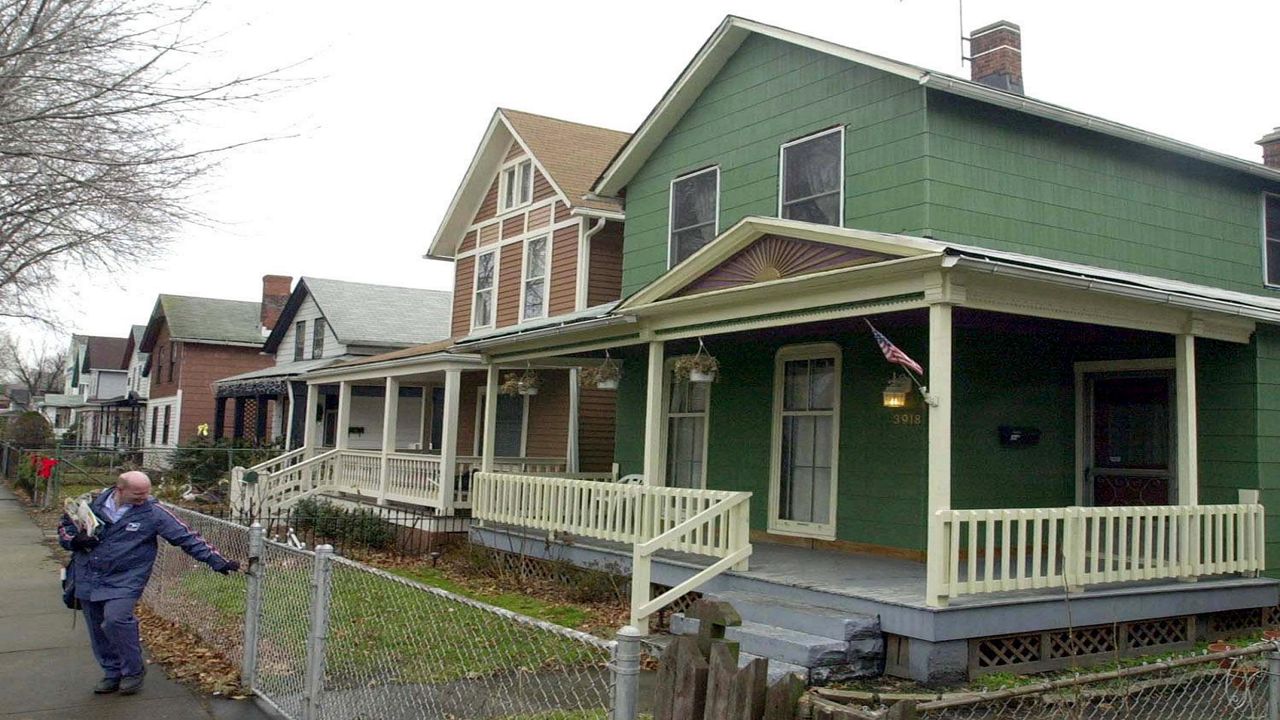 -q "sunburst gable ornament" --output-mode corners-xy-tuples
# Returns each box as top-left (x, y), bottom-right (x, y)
(678, 235), (889, 296)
